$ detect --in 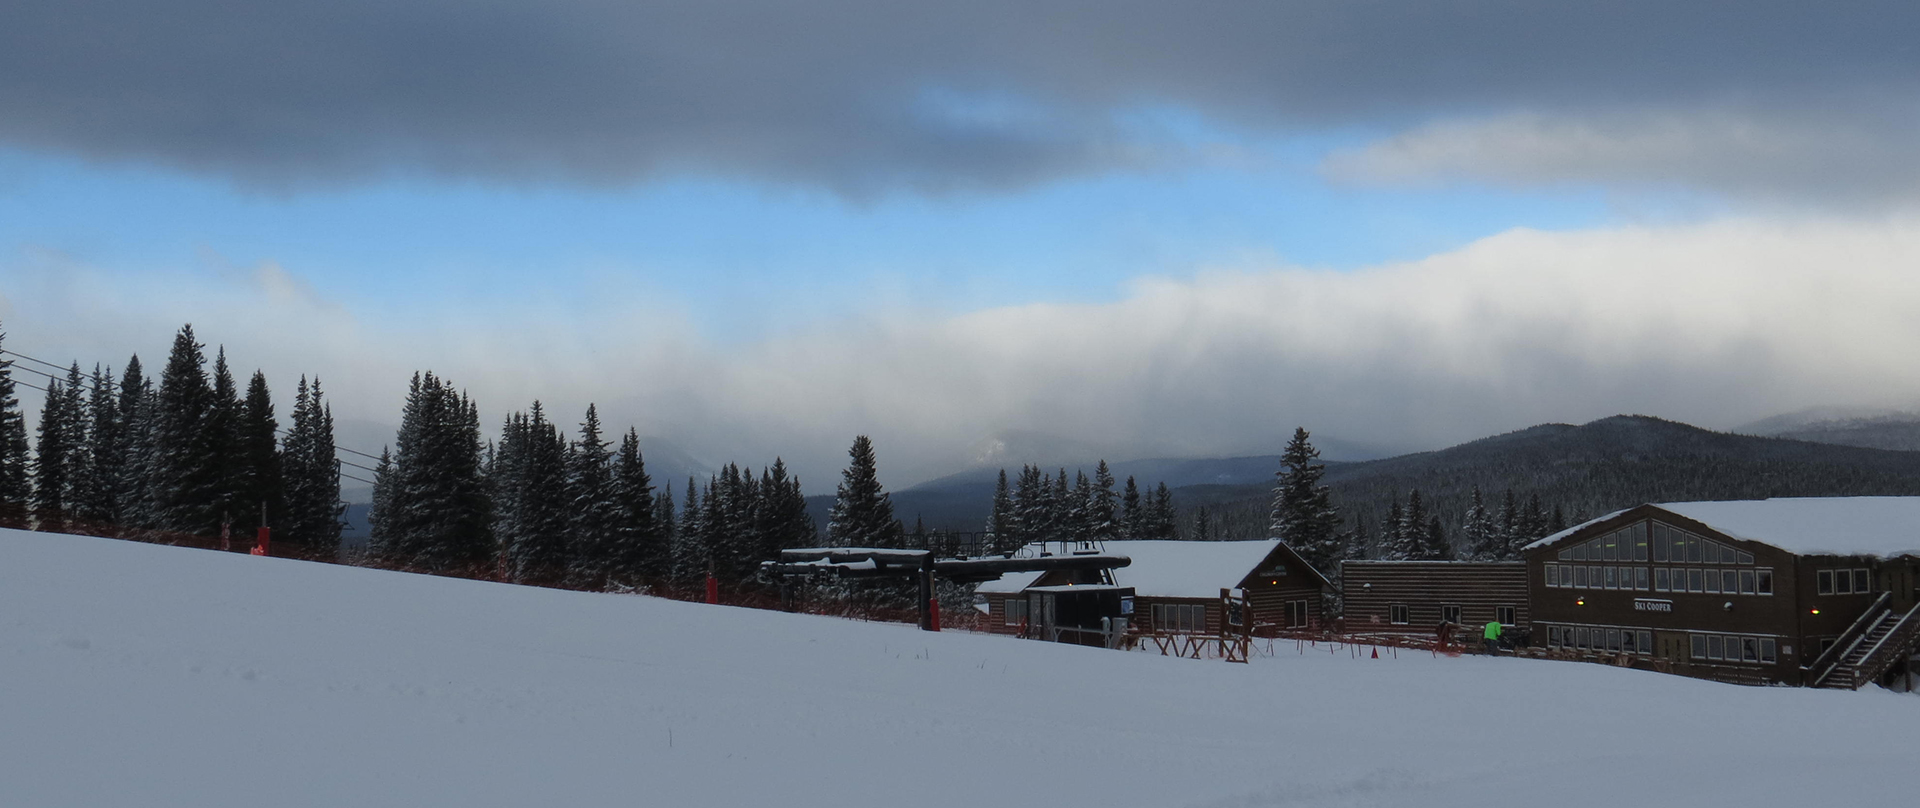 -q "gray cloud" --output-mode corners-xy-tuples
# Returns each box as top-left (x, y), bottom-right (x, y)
(10, 216), (1920, 488)
(4, 1), (1917, 195)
